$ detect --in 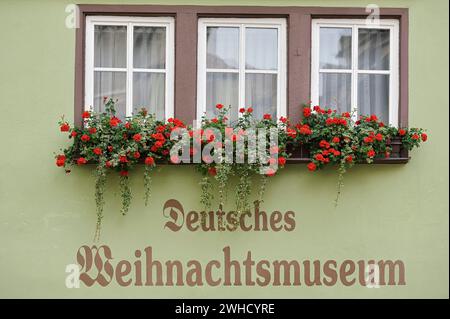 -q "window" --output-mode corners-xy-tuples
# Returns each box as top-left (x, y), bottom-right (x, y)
(311, 19), (399, 126)
(85, 16), (174, 120)
(197, 18), (287, 123)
